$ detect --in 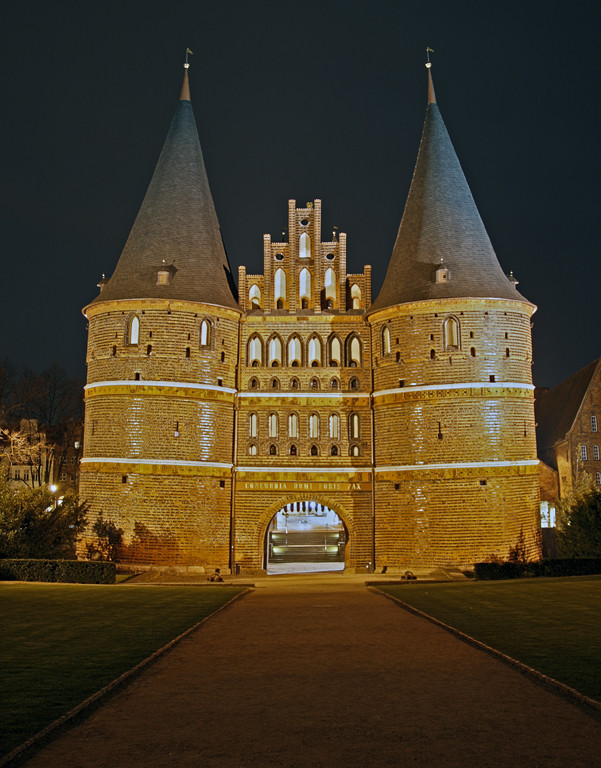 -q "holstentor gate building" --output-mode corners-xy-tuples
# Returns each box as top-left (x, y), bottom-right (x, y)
(79, 64), (541, 572)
